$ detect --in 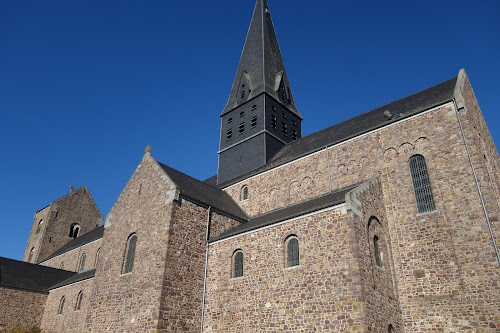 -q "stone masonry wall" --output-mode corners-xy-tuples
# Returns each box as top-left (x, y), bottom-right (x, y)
(0, 287), (47, 332)
(84, 153), (177, 332)
(40, 238), (102, 272)
(40, 278), (94, 333)
(157, 201), (241, 331)
(203, 206), (373, 332)
(23, 206), (50, 263)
